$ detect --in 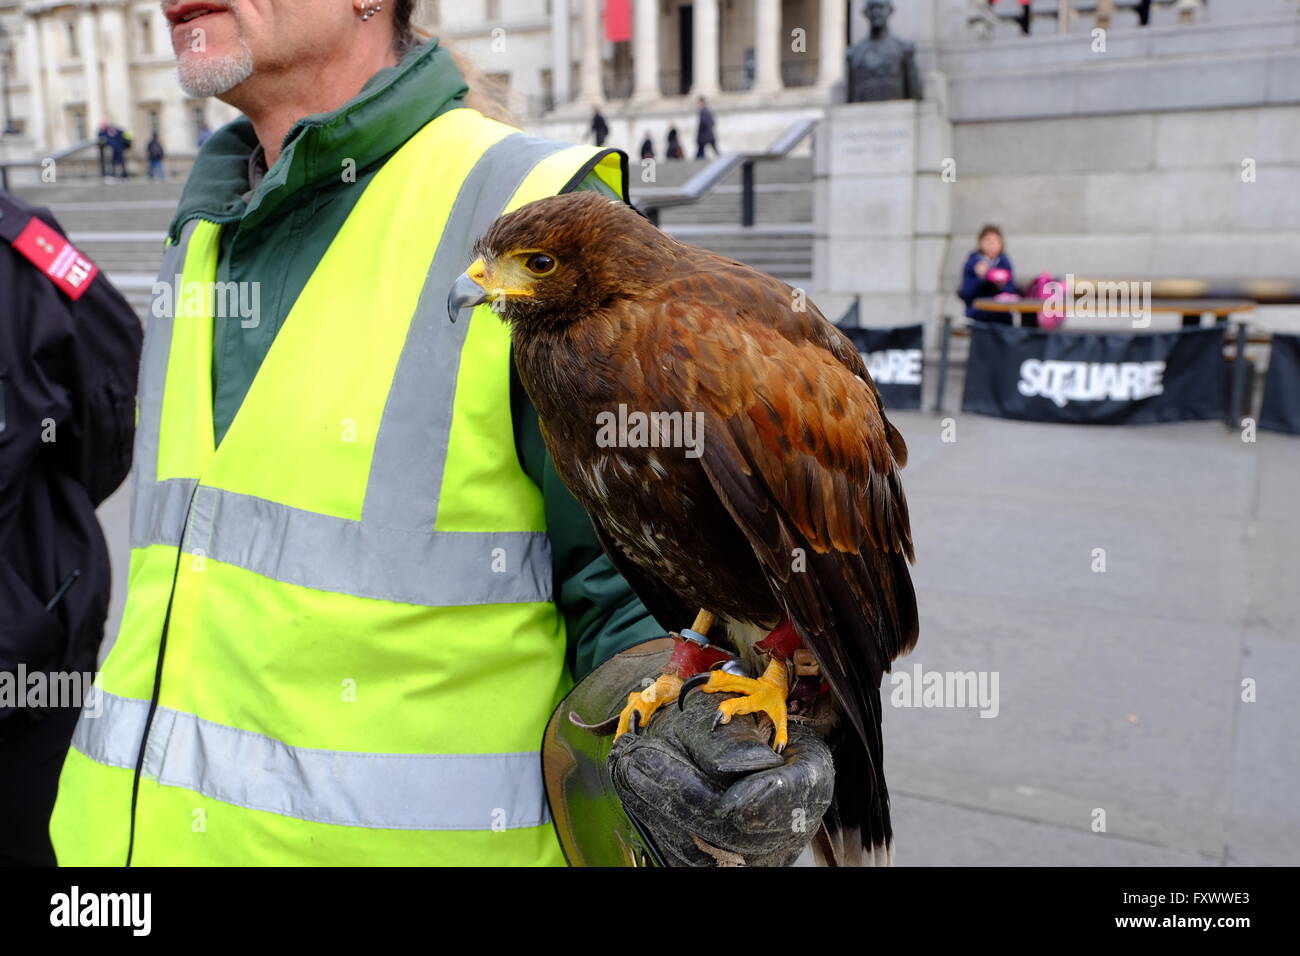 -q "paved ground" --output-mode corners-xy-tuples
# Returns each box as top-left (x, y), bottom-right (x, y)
(93, 392), (1300, 867)
(882, 406), (1299, 866)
